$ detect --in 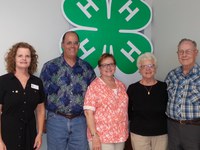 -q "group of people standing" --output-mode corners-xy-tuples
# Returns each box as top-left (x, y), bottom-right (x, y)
(0, 31), (199, 150)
